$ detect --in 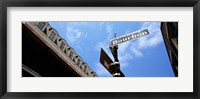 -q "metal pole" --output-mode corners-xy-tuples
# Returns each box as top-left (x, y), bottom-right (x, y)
(110, 45), (120, 77)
